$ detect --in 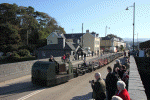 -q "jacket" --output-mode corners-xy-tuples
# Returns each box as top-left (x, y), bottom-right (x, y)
(106, 72), (118, 91)
(91, 78), (106, 100)
(116, 89), (130, 100)
(113, 63), (122, 72)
